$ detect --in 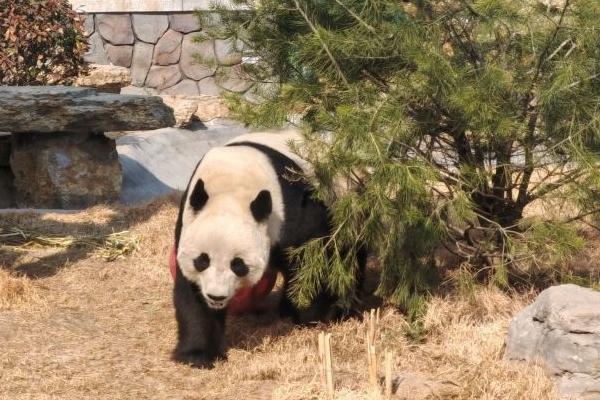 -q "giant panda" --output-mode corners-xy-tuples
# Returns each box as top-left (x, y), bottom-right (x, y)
(172, 129), (366, 368)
